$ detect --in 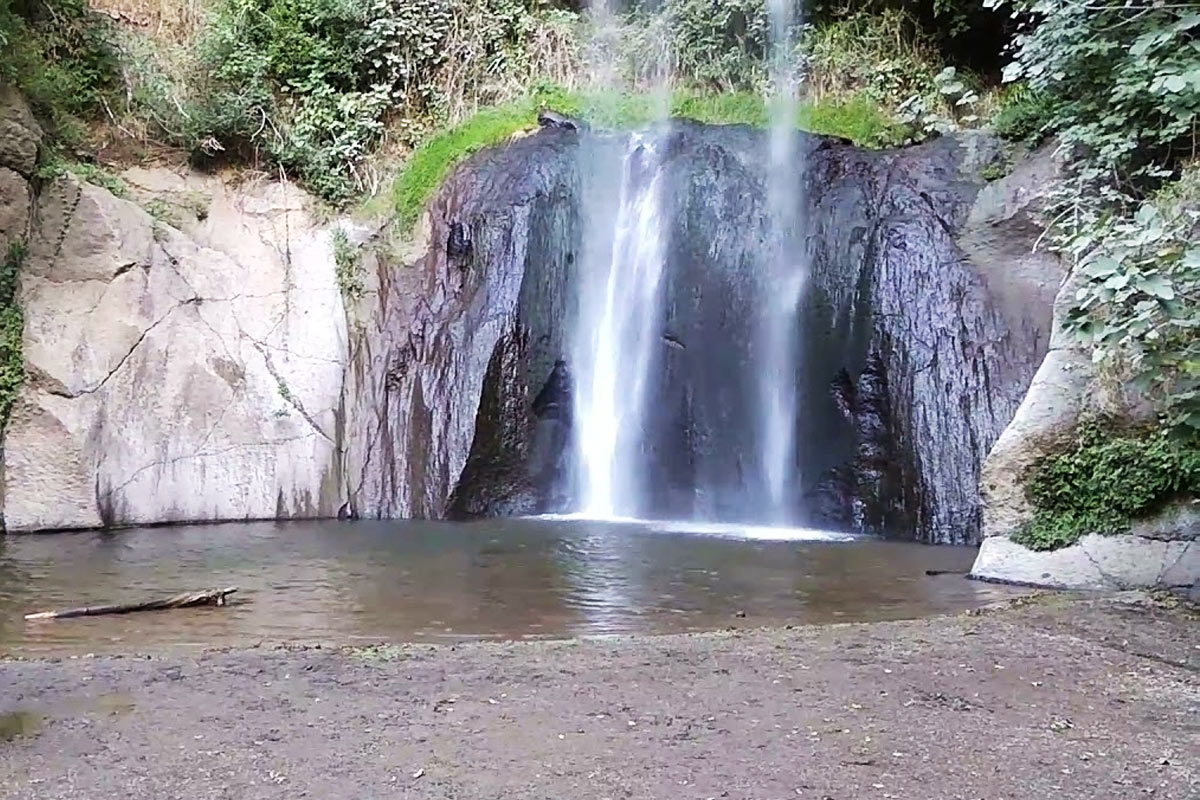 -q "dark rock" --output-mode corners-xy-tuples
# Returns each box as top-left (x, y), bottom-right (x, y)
(537, 110), (584, 132)
(532, 359), (572, 422)
(447, 220), (472, 262)
(347, 123), (1055, 543)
